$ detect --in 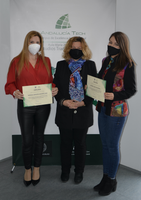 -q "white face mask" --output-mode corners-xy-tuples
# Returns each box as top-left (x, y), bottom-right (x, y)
(28, 44), (40, 55)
